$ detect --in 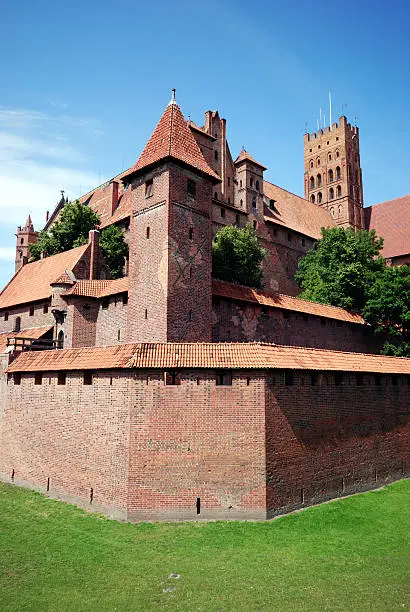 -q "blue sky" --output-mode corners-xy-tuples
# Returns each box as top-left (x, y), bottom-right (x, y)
(1, 0), (409, 287)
